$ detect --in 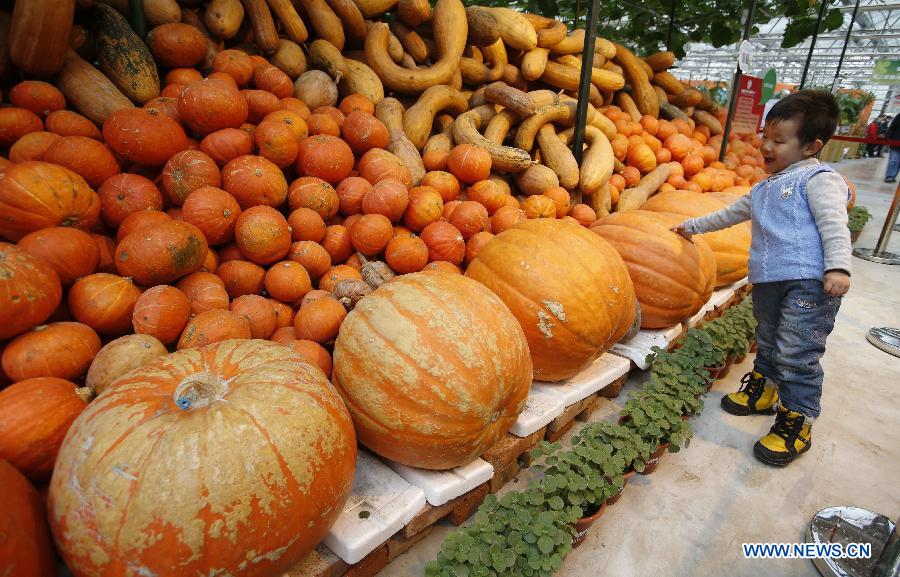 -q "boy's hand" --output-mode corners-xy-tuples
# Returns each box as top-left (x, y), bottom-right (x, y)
(824, 270), (850, 297)
(671, 223), (693, 240)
